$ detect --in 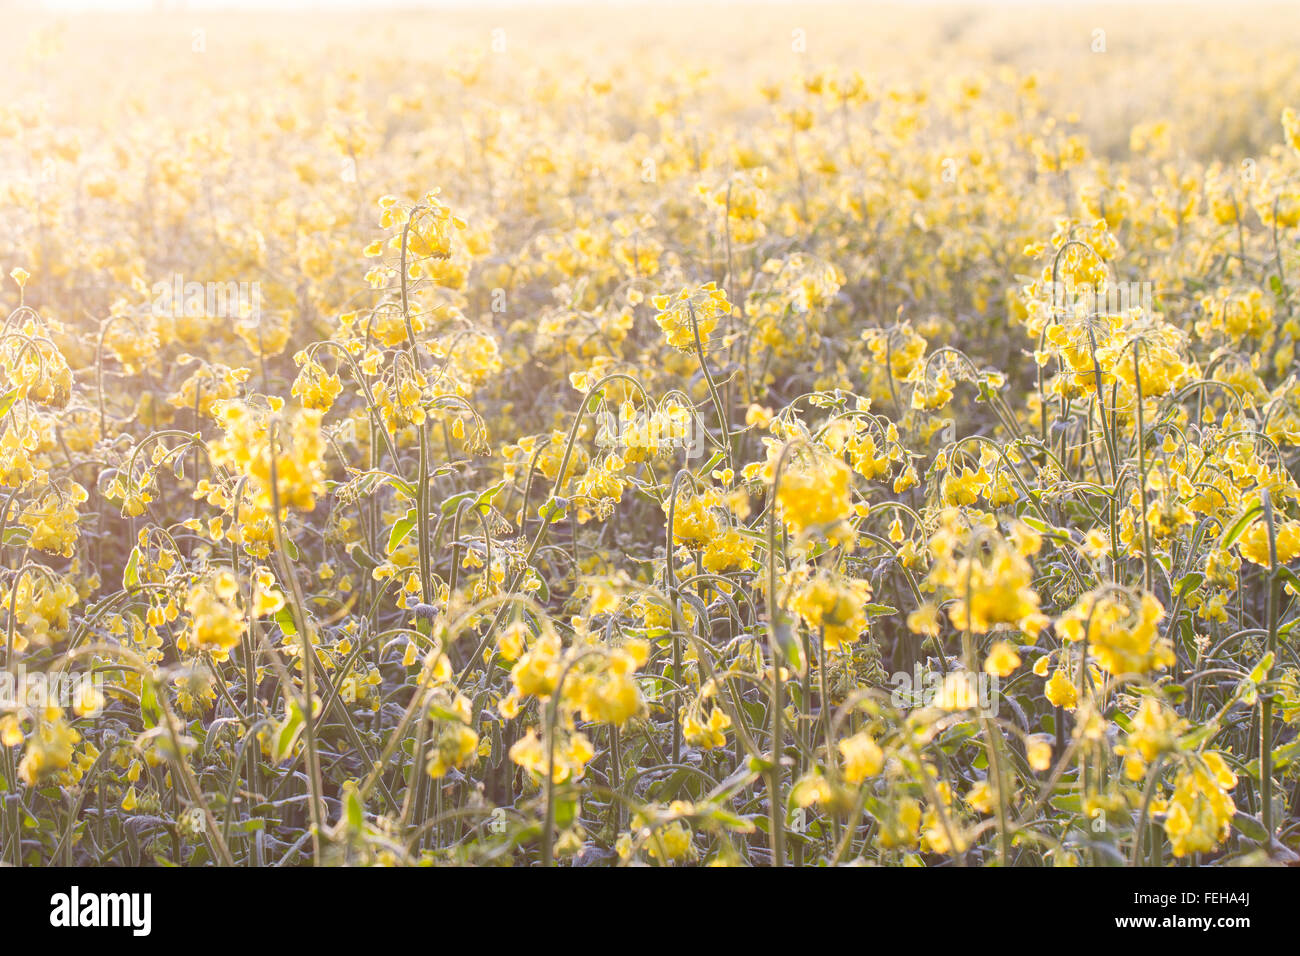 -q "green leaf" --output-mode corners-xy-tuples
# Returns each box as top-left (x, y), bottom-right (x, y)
(748, 754), (776, 774)
(1250, 651), (1275, 684)
(0, 386), (20, 419)
(1050, 794), (1084, 814)
(140, 679), (161, 730)
(123, 546), (141, 589)
(1180, 722), (1217, 749)
(348, 543), (378, 570)
(440, 490), (475, 516)
(344, 785), (364, 830)
(769, 616), (801, 669)
(2, 526), (29, 546)
(1220, 505), (1262, 549)
(387, 507), (418, 554)
(1019, 515), (1049, 533)
(1174, 572), (1203, 599)
(1233, 810), (1269, 842)
(272, 701), (306, 763)
(427, 702), (467, 722)
(472, 480), (507, 515)
(704, 806), (756, 833)
(699, 450), (726, 475)
(1272, 739), (1300, 771)
(554, 796), (579, 828)
(538, 496), (568, 524)
(274, 606), (298, 637)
